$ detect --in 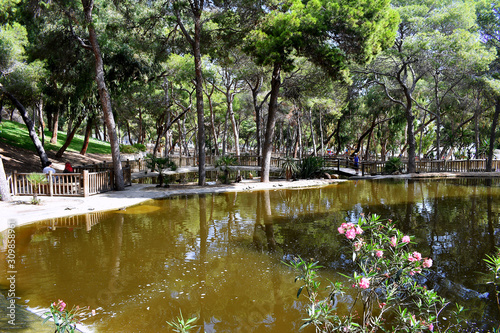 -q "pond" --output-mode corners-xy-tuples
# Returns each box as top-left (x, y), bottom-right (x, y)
(1, 178), (500, 332)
